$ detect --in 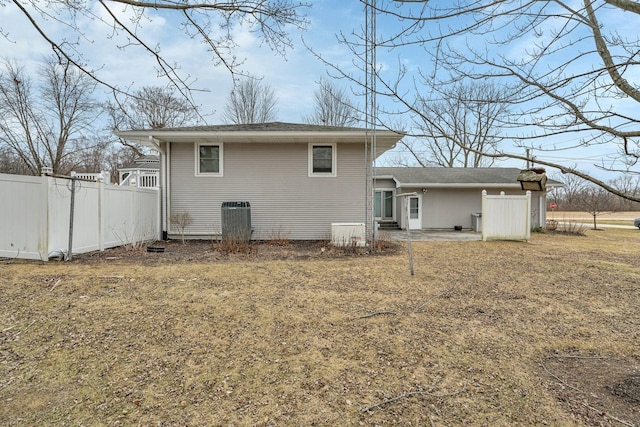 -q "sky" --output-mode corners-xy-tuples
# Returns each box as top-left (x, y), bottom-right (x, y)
(0, 0), (523, 169)
(0, 1), (634, 179)
(0, 1), (360, 123)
